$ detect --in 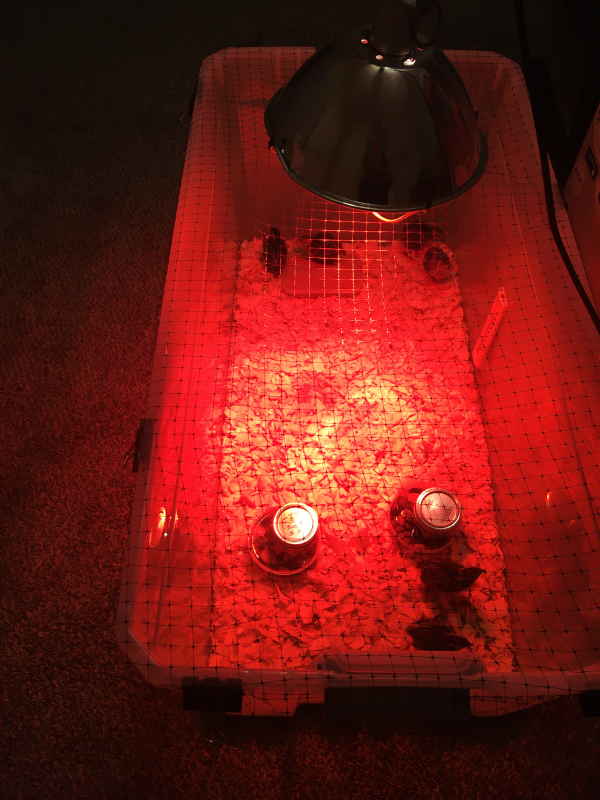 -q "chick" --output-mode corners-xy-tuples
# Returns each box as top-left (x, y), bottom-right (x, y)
(407, 620), (471, 651)
(261, 227), (287, 276)
(420, 560), (485, 592)
(308, 230), (342, 265)
(422, 243), (457, 283)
